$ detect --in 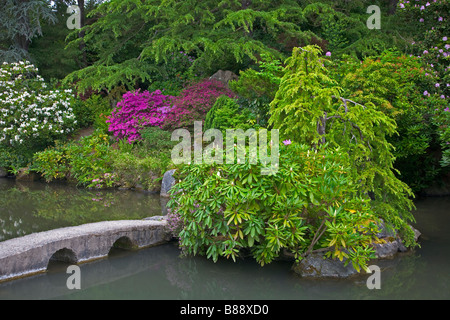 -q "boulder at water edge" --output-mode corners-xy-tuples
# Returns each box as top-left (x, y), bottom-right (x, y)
(161, 169), (176, 198)
(293, 225), (422, 278)
(292, 252), (358, 278)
